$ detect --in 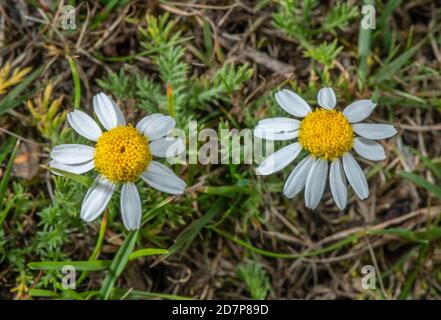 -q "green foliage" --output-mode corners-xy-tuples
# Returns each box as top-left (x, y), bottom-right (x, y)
(322, 2), (358, 33)
(273, 0), (319, 41)
(273, 1), (357, 69)
(236, 261), (272, 300)
(304, 40), (343, 68)
(3, 2), (439, 301)
(192, 63), (253, 106)
(98, 13), (253, 126)
(1, 178), (86, 292)
(96, 69), (134, 100)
